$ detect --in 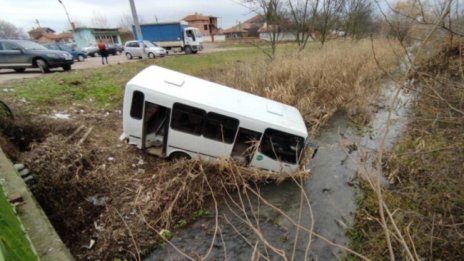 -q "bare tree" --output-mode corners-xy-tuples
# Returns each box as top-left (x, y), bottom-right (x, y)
(64, 20), (86, 31)
(386, 0), (422, 43)
(288, 0), (320, 50)
(90, 11), (110, 28)
(118, 13), (134, 30)
(118, 13), (147, 30)
(0, 19), (27, 39)
(314, 0), (345, 46)
(342, 0), (376, 40)
(244, 0), (286, 59)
